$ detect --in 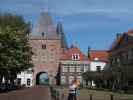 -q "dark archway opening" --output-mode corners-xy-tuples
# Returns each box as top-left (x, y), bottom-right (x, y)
(36, 72), (49, 85)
